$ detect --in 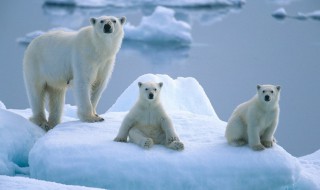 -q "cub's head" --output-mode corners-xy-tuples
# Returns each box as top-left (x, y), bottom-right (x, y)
(90, 16), (126, 37)
(257, 84), (281, 104)
(138, 82), (163, 102)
